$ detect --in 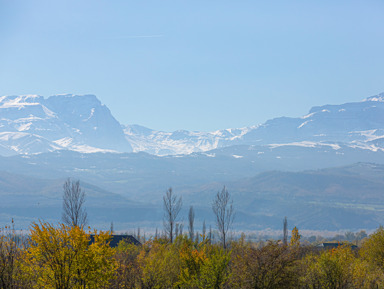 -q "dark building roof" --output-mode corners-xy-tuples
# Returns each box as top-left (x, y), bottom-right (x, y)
(317, 242), (357, 250)
(90, 234), (141, 247)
